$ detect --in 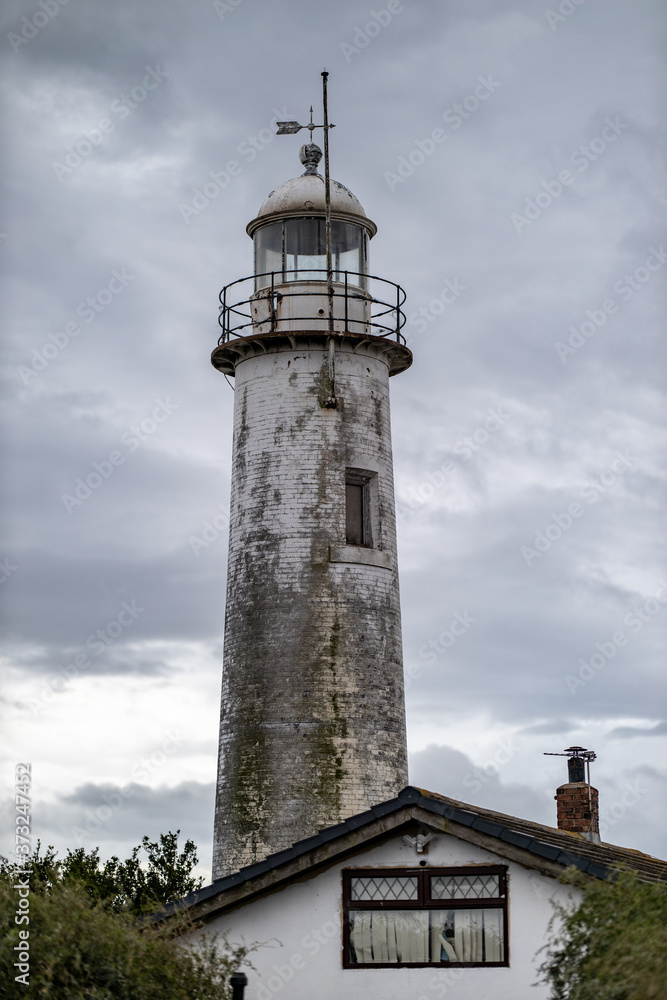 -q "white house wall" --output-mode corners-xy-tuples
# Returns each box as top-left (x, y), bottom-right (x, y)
(190, 832), (581, 1000)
